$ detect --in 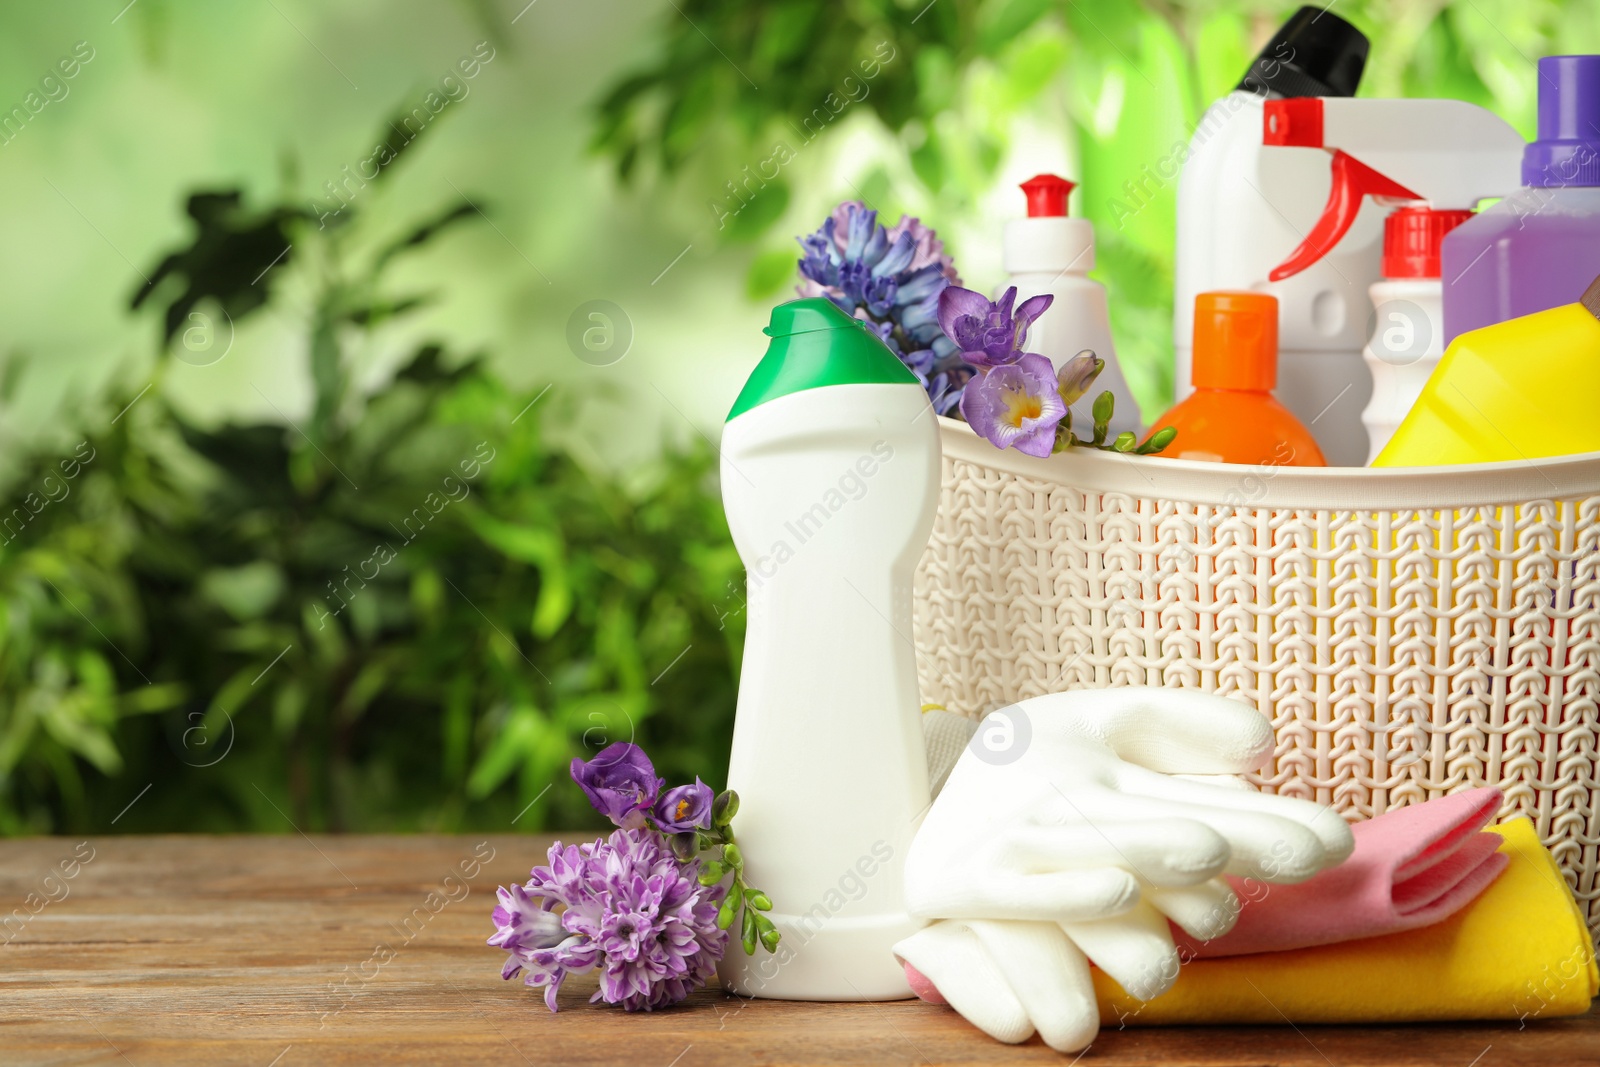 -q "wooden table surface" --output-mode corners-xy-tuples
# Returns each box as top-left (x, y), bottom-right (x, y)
(2, 833), (1595, 1067)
